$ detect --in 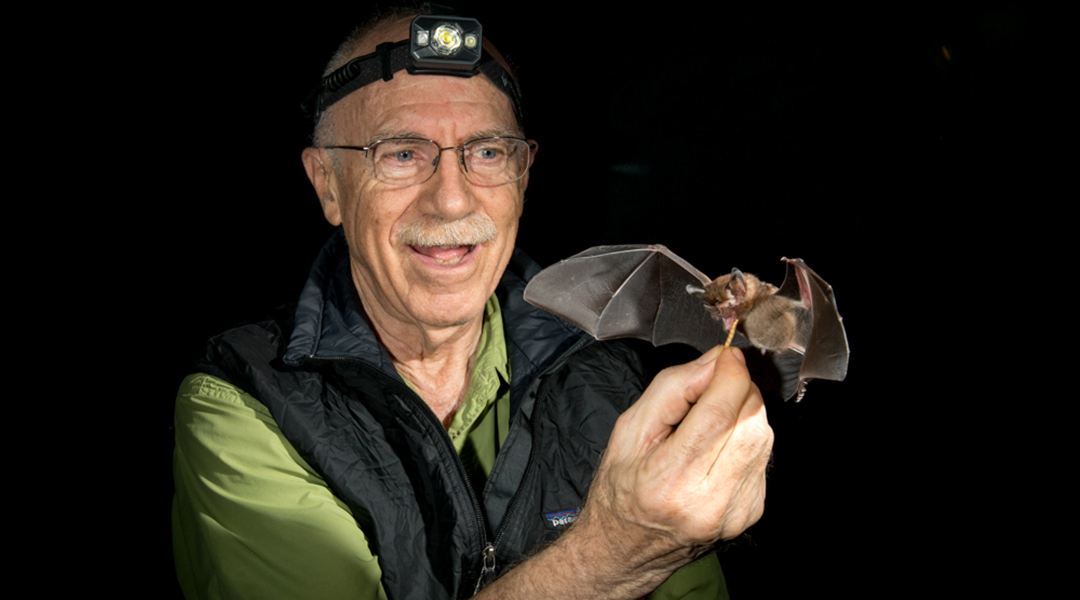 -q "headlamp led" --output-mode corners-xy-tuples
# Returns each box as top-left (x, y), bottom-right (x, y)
(303, 14), (523, 127)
